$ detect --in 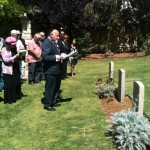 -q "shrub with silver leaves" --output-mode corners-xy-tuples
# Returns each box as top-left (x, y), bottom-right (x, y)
(108, 110), (150, 150)
(95, 78), (116, 99)
(95, 83), (115, 99)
